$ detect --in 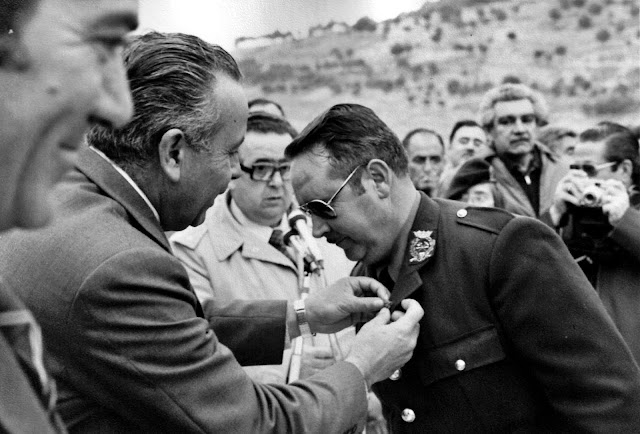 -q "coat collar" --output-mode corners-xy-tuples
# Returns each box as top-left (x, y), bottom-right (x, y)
(364, 192), (440, 310)
(75, 148), (171, 253)
(206, 192), (297, 270)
